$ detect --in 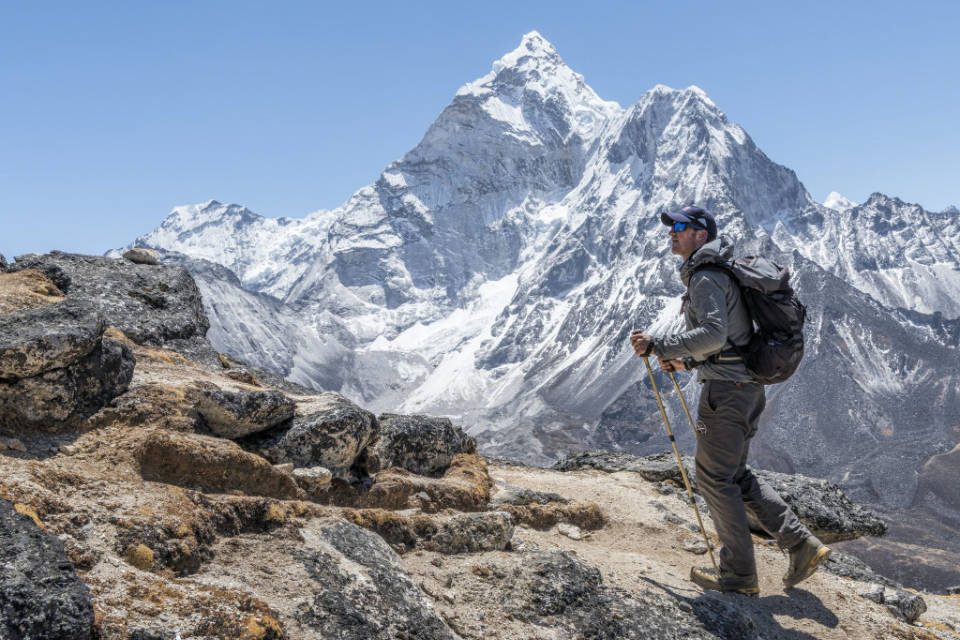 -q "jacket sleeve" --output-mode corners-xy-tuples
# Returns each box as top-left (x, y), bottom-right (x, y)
(655, 272), (729, 361)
